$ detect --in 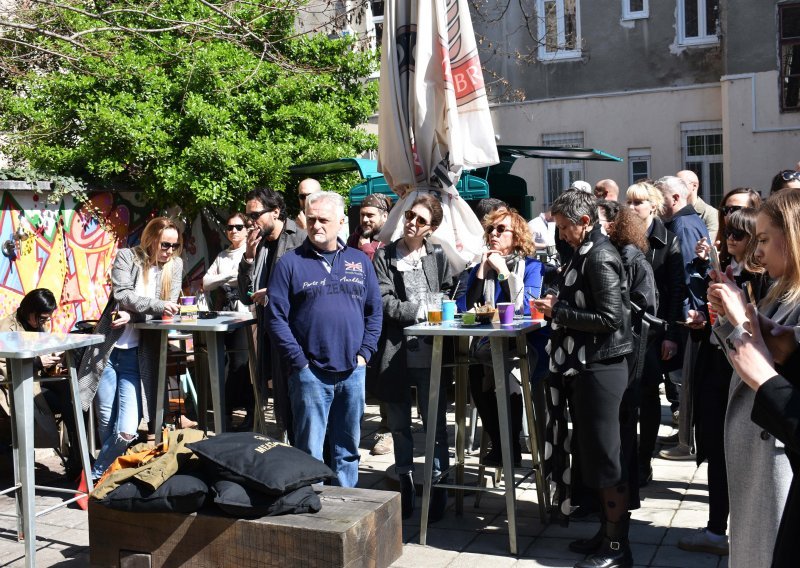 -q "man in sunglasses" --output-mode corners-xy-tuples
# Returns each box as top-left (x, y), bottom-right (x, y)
(268, 192), (382, 487)
(238, 187), (306, 441)
(677, 170), (719, 244)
